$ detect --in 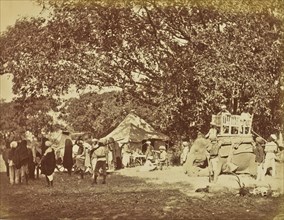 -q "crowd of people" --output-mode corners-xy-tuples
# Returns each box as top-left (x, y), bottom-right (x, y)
(0, 114), (283, 188)
(0, 130), (169, 187)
